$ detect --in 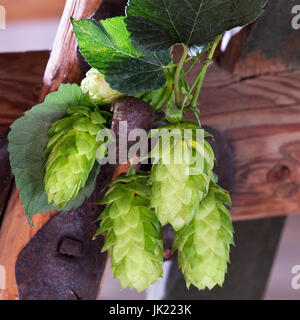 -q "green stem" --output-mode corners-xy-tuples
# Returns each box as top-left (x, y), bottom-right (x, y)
(183, 48), (208, 76)
(193, 110), (201, 127)
(181, 94), (189, 112)
(174, 44), (188, 107)
(184, 56), (194, 64)
(188, 69), (204, 95)
(183, 57), (200, 76)
(190, 34), (223, 109)
(163, 62), (178, 69)
(155, 86), (173, 112)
